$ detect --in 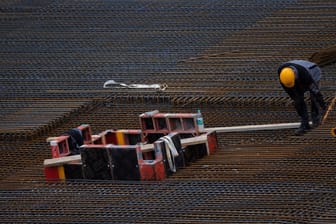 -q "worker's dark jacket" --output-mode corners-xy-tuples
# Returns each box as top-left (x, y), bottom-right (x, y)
(278, 60), (326, 122)
(278, 60), (321, 96)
